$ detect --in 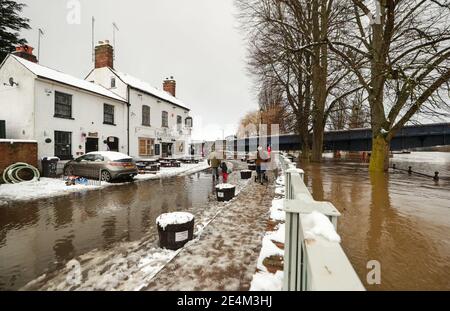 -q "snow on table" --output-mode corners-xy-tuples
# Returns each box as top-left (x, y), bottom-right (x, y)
(156, 212), (194, 230)
(134, 161), (209, 181)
